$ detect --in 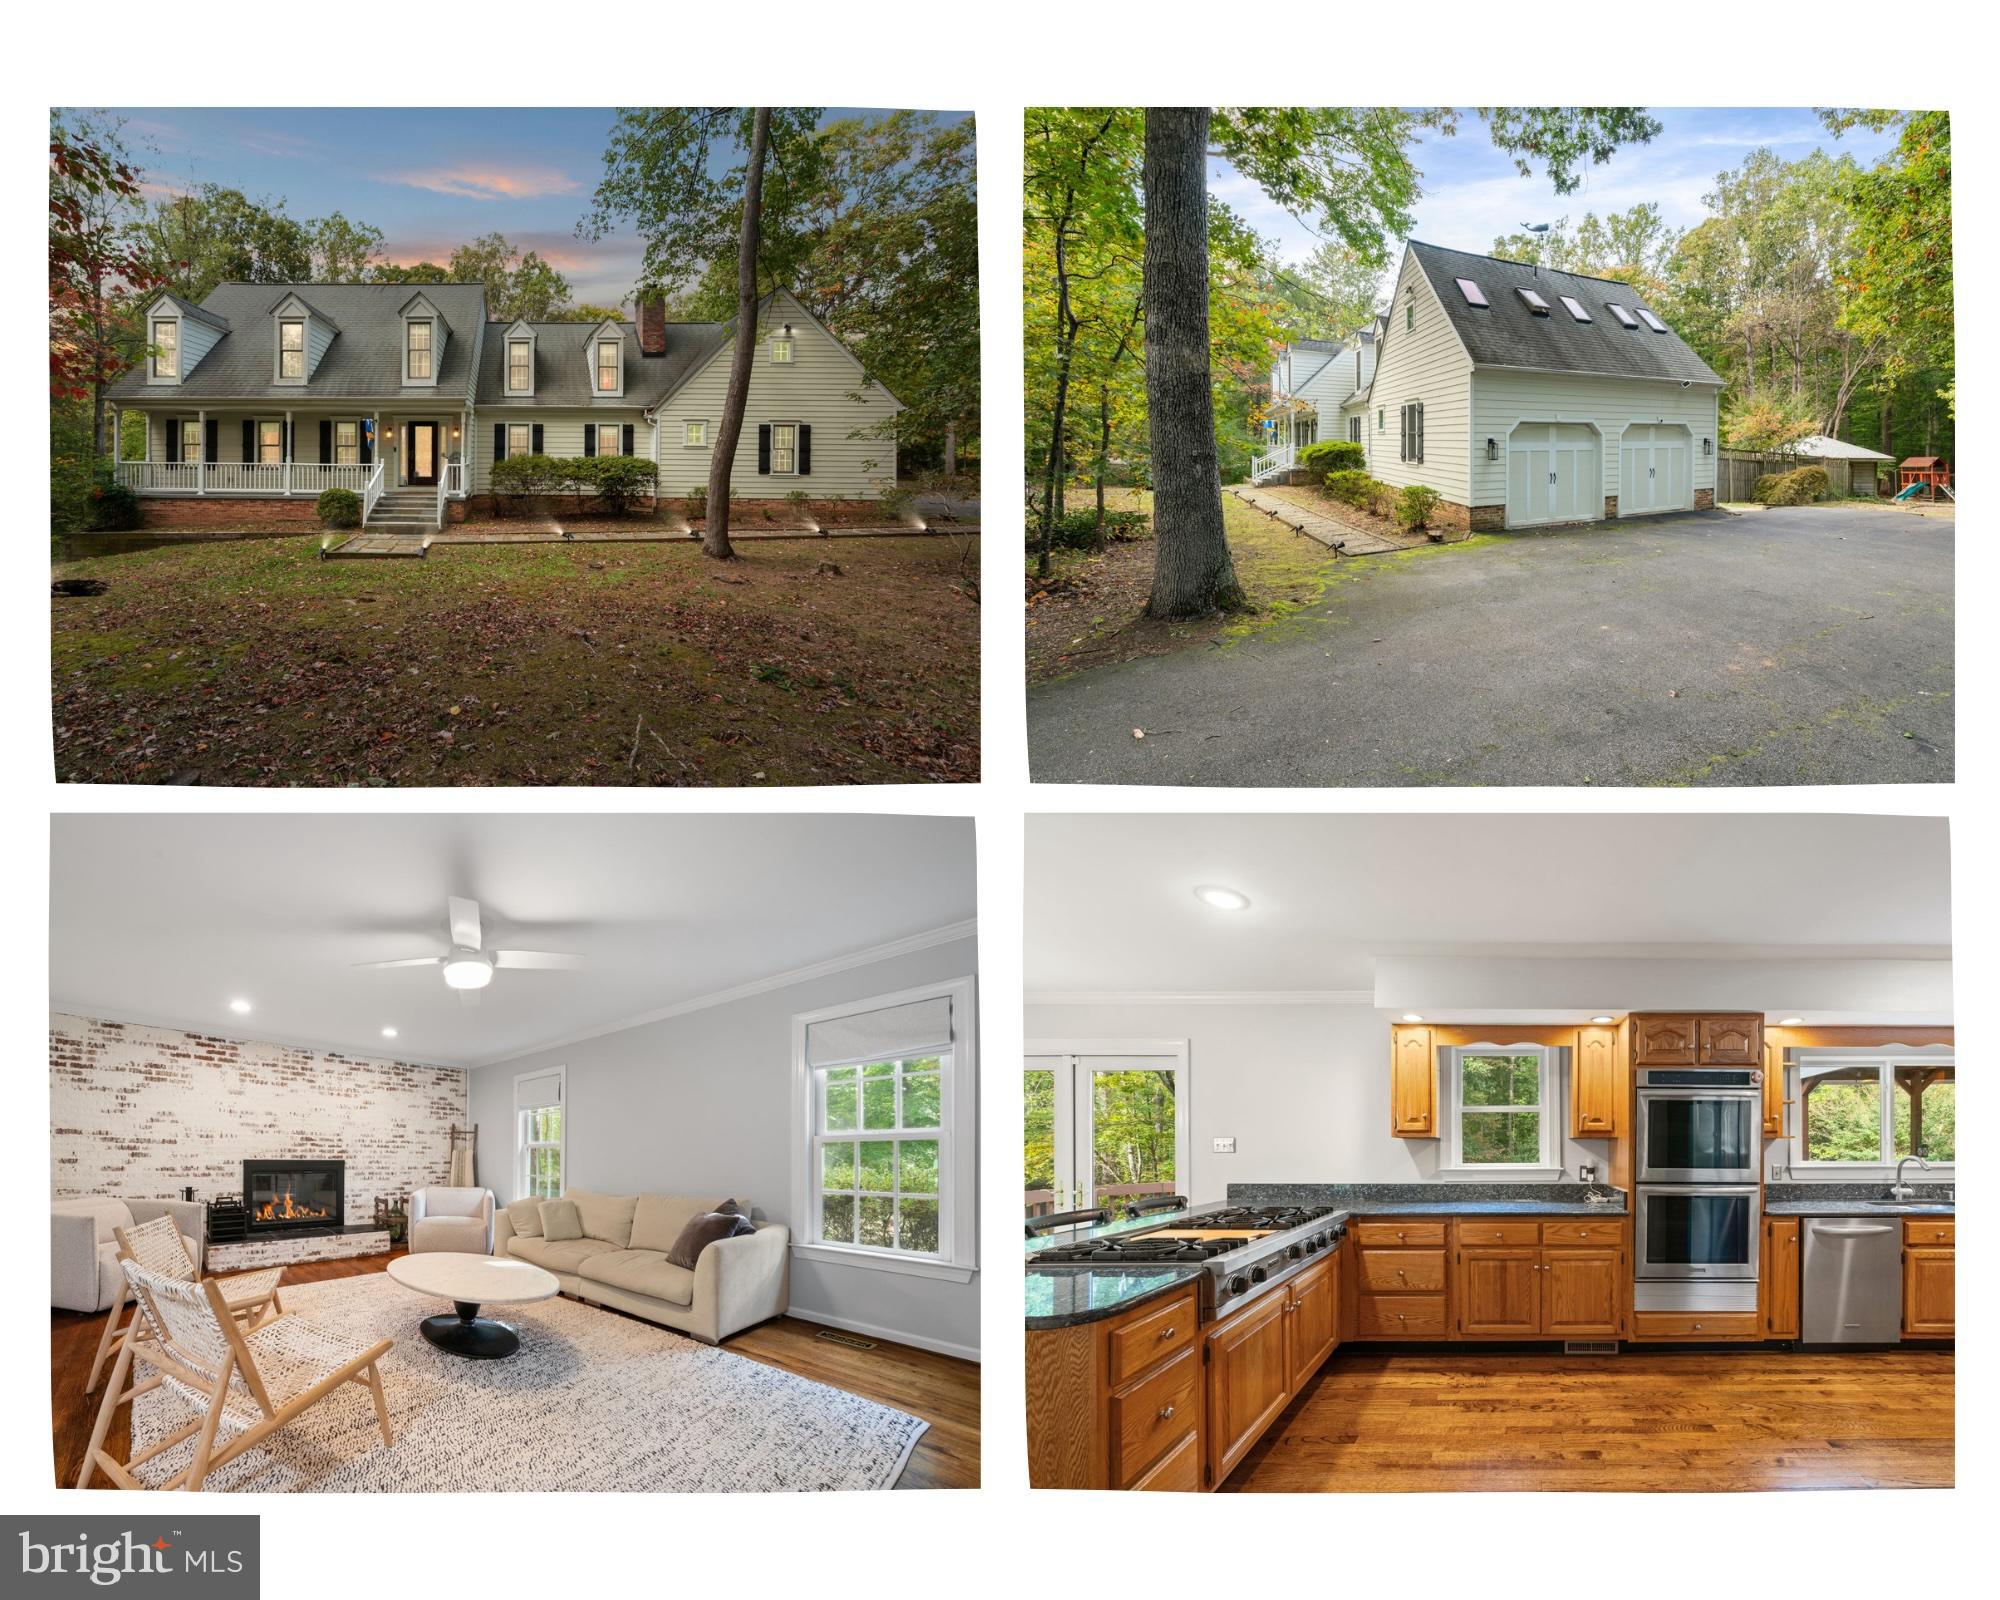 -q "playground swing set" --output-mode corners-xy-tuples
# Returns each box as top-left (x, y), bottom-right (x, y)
(1895, 456), (1954, 502)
